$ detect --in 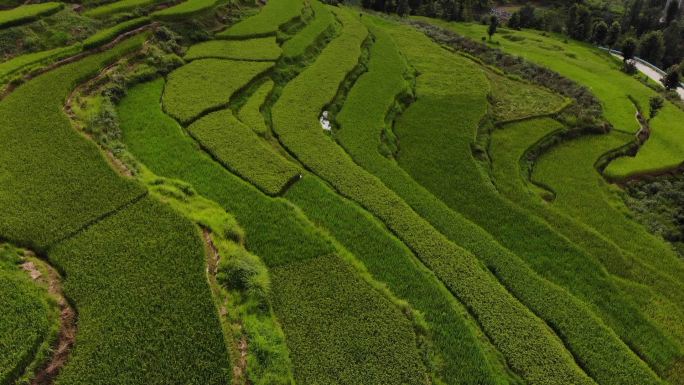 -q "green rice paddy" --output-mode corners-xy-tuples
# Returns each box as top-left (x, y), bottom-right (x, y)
(3, 1), (684, 384)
